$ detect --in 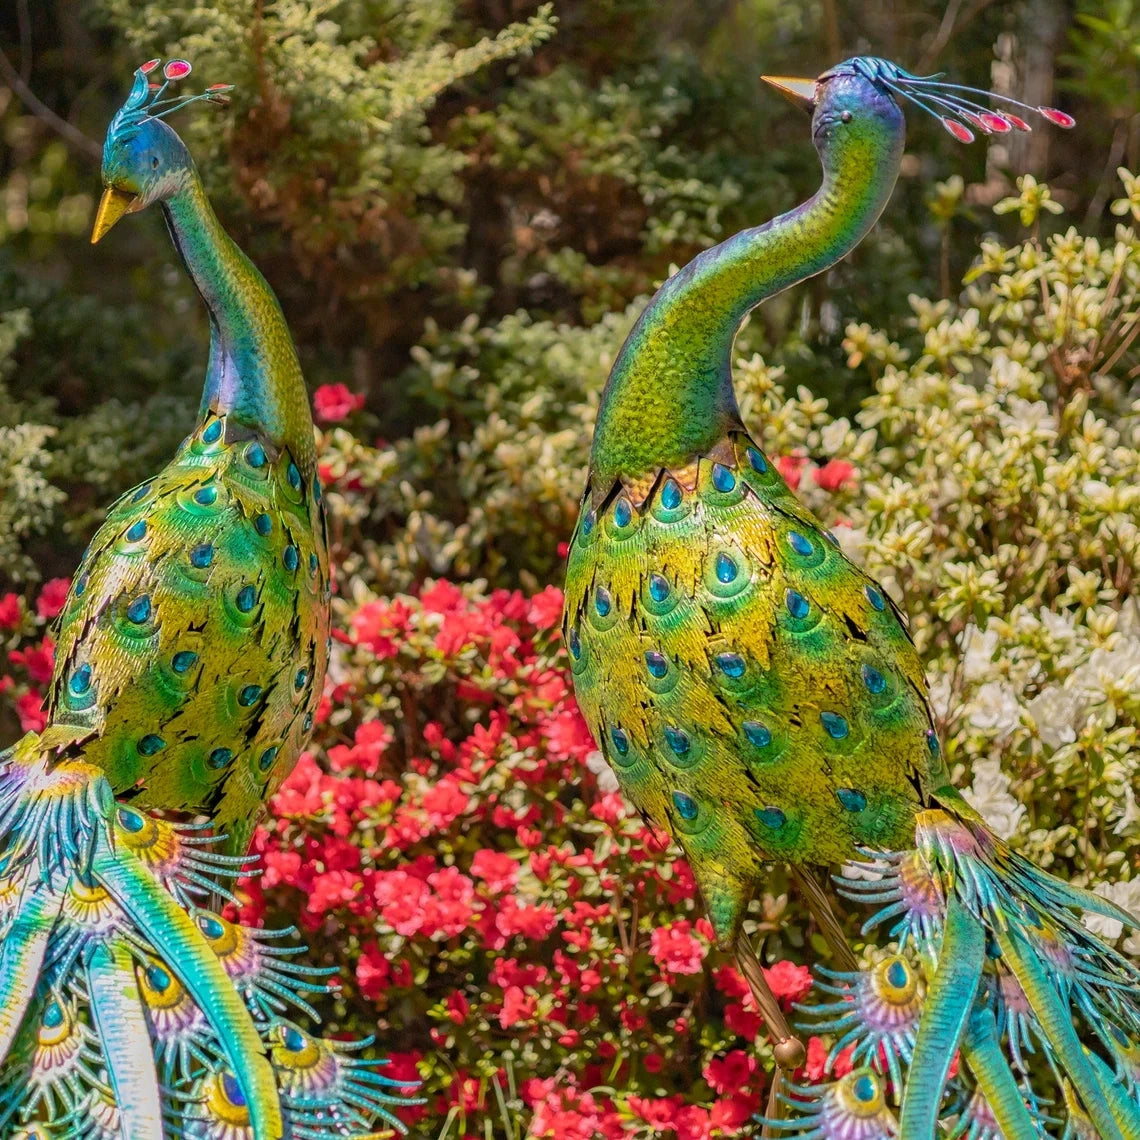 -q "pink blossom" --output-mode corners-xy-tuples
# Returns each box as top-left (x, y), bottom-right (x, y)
(313, 383), (365, 422)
